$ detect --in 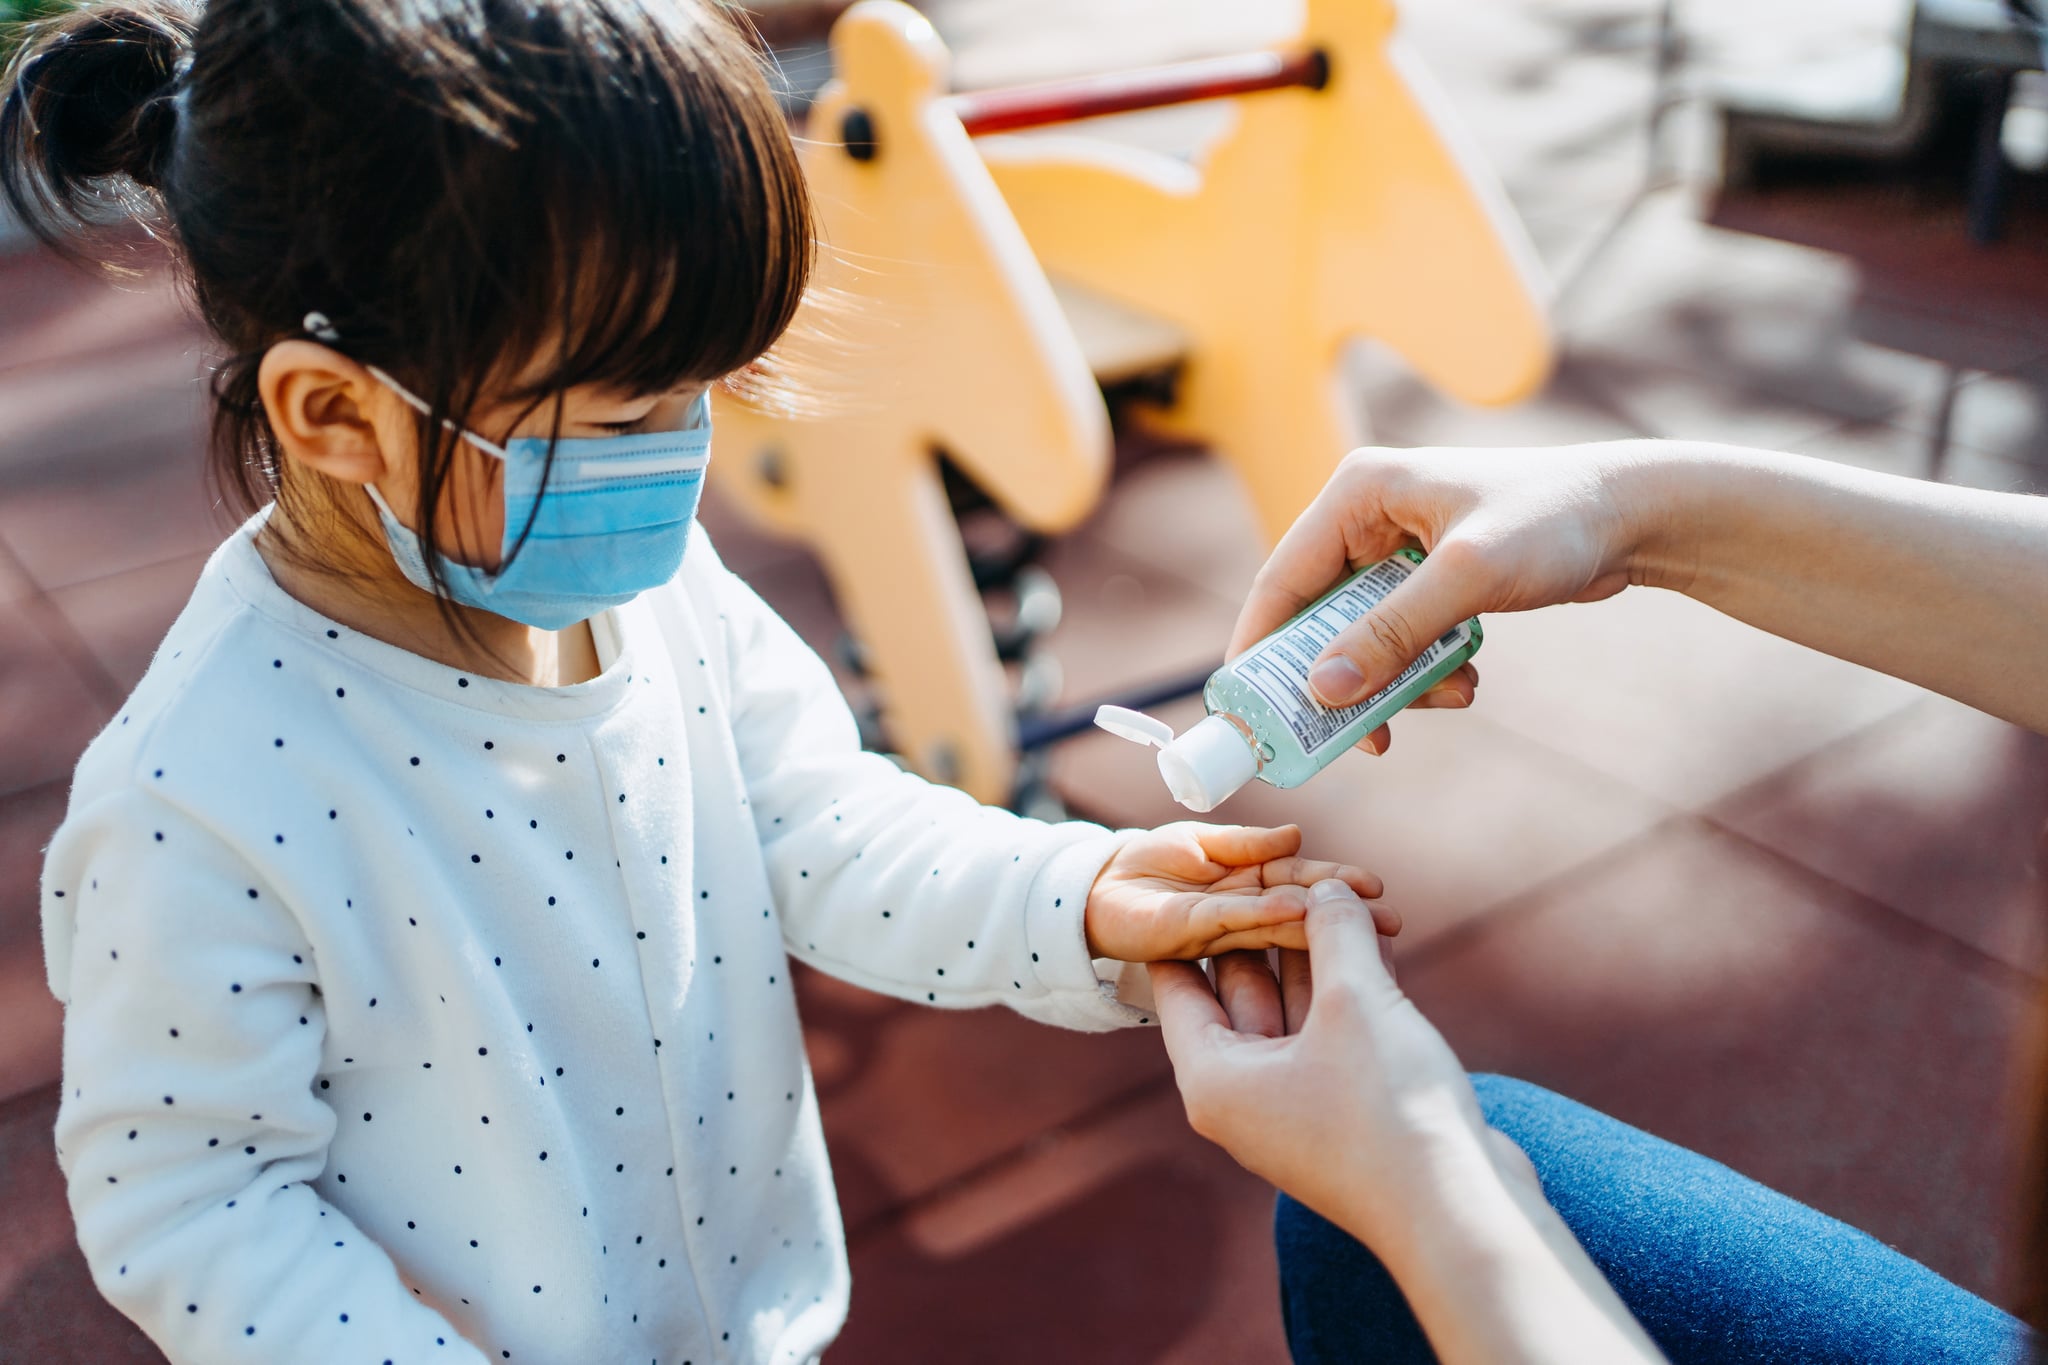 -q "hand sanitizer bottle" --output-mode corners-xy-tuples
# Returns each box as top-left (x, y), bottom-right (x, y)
(1095, 550), (1482, 812)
